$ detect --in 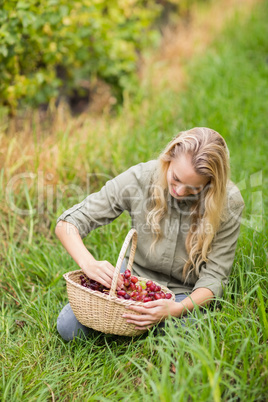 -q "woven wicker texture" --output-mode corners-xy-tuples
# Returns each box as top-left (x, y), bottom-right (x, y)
(63, 229), (175, 336)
